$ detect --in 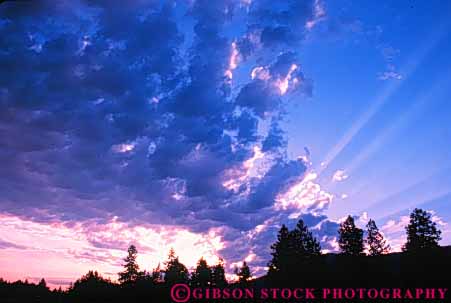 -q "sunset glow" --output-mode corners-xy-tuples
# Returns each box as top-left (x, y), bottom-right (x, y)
(0, 213), (224, 288)
(1, 0), (451, 289)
